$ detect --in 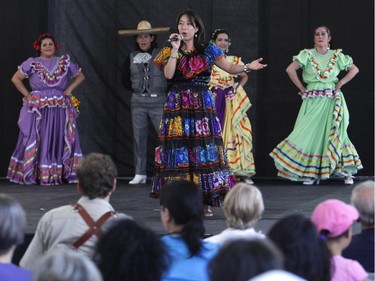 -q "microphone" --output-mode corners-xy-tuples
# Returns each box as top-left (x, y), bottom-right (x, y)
(167, 34), (183, 42)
